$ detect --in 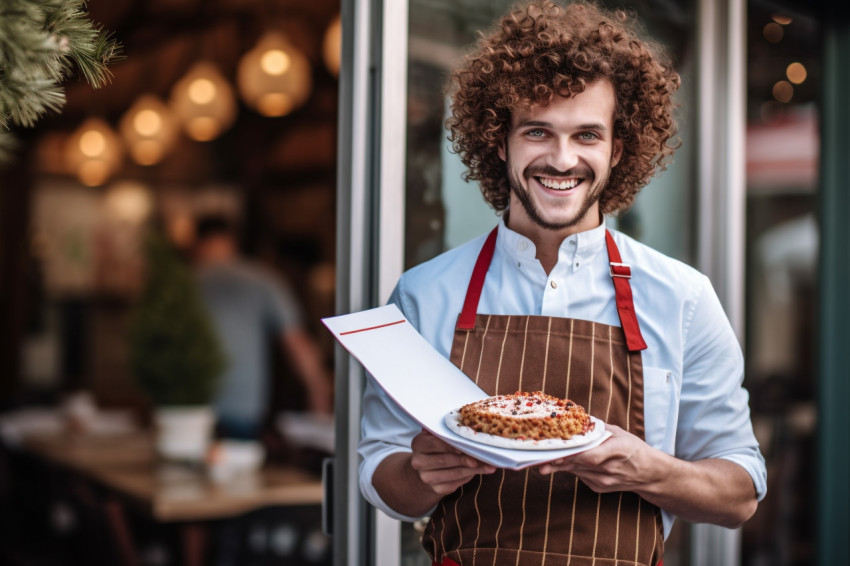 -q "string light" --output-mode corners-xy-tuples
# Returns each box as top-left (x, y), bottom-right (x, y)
(763, 22), (784, 43)
(786, 62), (807, 85)
(772, 80), (794, 104)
